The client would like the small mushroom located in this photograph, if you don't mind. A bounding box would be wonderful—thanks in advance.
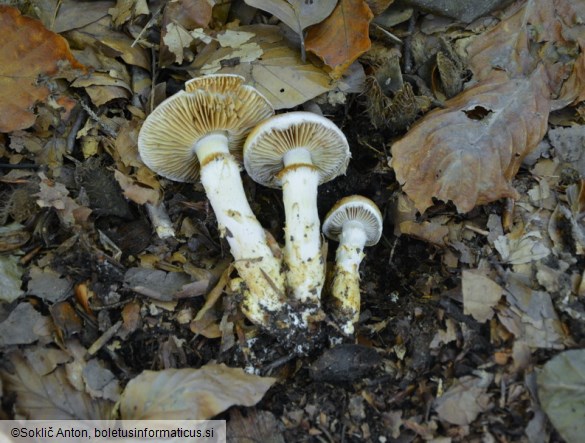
[322,195,383,335]
[244,112,351,327]
[138,74,285,328]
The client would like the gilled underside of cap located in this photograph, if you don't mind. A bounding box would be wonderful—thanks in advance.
[138,86,274,183]
[185,73,246,94]
[323,198,383,246]
[244,120,350,188]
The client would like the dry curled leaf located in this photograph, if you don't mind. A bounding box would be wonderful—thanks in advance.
[244,0,337,50]
[306,0,374,79]
[1,352,113,420]
[120,364,276,420]
[467,0,584,106]
[0,5,84,132]
[191,25,334,109]
[391,67,550,214]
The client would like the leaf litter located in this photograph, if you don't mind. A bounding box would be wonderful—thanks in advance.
[0,0,584,441]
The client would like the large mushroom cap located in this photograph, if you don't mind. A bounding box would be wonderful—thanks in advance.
[243,111,351,188]
[322,195,383,246]
[138,75,274,183]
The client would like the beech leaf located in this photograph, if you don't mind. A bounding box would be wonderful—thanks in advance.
[244,0,337,38]
[305,0,374,79]
[391,67,550,214]
[1,352,113,420]
[467,0,584,105]
[120,364,276,420]
[0,5,84,132]
[191,25,334,109]
[537,350,585,443]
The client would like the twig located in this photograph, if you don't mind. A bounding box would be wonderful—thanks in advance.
[66,108,87,153]
[87,320,123,356]
[131,3,165,48]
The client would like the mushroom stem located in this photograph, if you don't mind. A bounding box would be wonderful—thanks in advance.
[330,221,368,335]
[281,164,324,324]
[196,134,285,326]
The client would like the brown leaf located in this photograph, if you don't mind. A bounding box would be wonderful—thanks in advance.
[120,364,276,420]
[391,67,550,213]
[467,0,584,104]
[0,5,84,132]
[244,0,337,38]
[160,0,213,65]
[305,0,374,79]
[1,351,113,419]
[434,374,493,426]
[191,25,334,109]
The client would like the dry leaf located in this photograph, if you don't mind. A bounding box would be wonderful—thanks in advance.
[34,0,113,33]
[305,0,374,79]
[0,303,52,346]
[462,270,503,322]
[244,0,337,51]
[1,352,113,419]
[467,0,584,105]
[391,67,550,213]
[494,231,551,265]
[537,350,585,443]
[434,374,493,426]
[0,254,24,303]
[120,364,276,420]
[0,5,84,132]
[160,0,213,65]
[191,25,334,109]
[114,170,160,205]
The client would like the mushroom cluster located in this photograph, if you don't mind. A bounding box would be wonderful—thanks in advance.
[138,74,382,348]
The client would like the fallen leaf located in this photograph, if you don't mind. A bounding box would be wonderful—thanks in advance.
[498,274,566,349]
[493,231,551,265]
[114,170,160,205]
[467,0,584,105]
[0,303,52,347]
[548,125,585,177]
[391,67,550,213]
[162,22,196,65]
[429,318,458,349]
[305,0,374,79]
[120,364,276,420]
[82,359,120,402]
[434,373,493,426]
[123,267,193,301]
[244,0,337,52]
[191,24,334,109]
[462,270,503,322]
[1,352,113,420]
[64,16,150,70]
[0,254,24,303]
[34,0,113,33]
[537,349,585,443]
[0,5,84,132]
[26,266,73,303]
[160,0,213,65]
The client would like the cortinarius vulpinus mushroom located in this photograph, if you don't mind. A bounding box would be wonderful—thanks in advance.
[138,74,285,328]
[322,195,383,335]
[244,112,351,327]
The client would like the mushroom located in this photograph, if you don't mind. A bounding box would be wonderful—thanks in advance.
[138,74,286,328]
[244,112,351,327]
[322,195,383,335]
